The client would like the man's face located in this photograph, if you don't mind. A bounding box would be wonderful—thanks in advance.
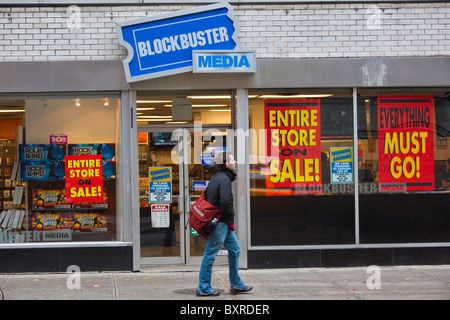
[226,154,237,172]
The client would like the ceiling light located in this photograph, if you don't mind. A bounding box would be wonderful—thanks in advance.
[136,107,156,111]
[137,100,171,103]
[193,104,228,107]
[208,109,231,112]
[188,95,259,99]
[259,94,333,98]
[188,95,231,99]
[0,109,25,113]
[164,104,228,108]
[137,116,172,119]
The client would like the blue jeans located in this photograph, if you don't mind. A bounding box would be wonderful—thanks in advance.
[198,222,246,295]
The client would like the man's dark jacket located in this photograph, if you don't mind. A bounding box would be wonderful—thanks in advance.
[205,168,236,225]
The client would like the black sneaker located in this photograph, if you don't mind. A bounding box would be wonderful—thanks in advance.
[196,289,221,297]
[230,286,253,294]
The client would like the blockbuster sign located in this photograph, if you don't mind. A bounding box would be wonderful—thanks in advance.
[116,2,242,82]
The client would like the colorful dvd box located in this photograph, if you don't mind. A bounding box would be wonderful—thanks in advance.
[33,189,69,209]
[32,213,69,231]
[69,213,107,232]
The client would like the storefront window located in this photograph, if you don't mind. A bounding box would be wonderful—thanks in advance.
[0,94,121,244]
[358,89,450,243]
[249,90,355,246]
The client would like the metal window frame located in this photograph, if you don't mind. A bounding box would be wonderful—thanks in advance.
[247,87,450,252]
[0,91,134,252]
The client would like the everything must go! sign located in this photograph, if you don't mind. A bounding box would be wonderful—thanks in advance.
[377,96,435,192]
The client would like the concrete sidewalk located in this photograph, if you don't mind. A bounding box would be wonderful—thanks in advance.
[0,265,449,300]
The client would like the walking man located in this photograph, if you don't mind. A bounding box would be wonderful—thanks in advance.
[197,152,252,297]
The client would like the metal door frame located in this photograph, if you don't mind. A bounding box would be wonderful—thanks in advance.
[183,125,232,265]
[137,124,232,266]
[138,126,185,266]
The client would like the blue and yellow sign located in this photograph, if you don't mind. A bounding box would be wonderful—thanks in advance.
[330,147,353,184]
[149,167,172,203]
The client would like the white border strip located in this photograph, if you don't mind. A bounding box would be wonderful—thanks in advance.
[0,241,132,249]
[249,242,450,250]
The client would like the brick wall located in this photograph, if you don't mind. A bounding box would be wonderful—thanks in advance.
[0,2,449,62]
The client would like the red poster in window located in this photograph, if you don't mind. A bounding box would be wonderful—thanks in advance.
[377,96,435,191]
[264,99,322,194]
[65,154,104,203]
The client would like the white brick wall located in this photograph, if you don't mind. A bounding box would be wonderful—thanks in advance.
[0,2,449,62]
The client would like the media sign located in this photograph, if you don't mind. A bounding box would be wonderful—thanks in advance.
[116,3,240,82]
[192,50,256,73]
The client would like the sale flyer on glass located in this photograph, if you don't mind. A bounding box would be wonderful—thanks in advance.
[65,154,104,203]
[264,99,322,194]
[377,96,435,192]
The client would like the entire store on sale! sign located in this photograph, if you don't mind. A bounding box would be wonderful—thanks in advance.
[65,154,104,203]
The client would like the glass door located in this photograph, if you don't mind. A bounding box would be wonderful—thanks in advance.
[138,129,184,264]
[185,127,230,265]
[138,126,231,265]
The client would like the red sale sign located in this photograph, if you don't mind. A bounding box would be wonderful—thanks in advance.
[377,96,435,191]
[265,99,322,194]
[65,154,104,203]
